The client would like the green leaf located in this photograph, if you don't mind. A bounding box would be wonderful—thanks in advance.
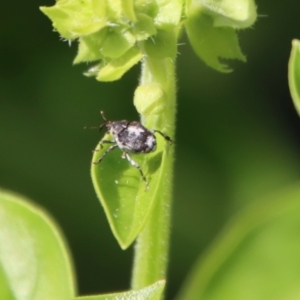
[96,47,142,82]
[176,184,300,300]
[91,0,107,18]
[288,39,300,116]
[104,0,138,22]
[0,189,75,300]
[185,13,246,72]
[0,264,14,300]
[121,0,137,21]
[154,0,183,28]
[91,132,172,249]
[101,29,136,59]
[72,280,165,300]
[143,29,177,59]
[105,0,121,19]
[74,27,136,64]
[134,0,159,19]
[40,0,107,40]
[133,13,157,41]
[74,29,108,64]
[186,0,257,28]
[83,63,105,78]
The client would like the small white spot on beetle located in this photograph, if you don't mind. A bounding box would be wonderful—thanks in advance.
[127,126,145,136]
[146,135,156,149]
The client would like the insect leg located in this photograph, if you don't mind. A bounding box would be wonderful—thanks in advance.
[93,144,118,164]
[93,140,115,152]
[153,130,174,144]
[123,152,149,189]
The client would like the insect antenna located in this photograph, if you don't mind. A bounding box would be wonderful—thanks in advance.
[84,125,98,130]
[84,110,109,132]
[98,110,109,132]
[100,110,107,121]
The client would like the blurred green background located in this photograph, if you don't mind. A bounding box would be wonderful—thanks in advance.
[1,1,300,299]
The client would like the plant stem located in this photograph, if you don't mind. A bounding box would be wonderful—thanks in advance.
[131,56,176,290]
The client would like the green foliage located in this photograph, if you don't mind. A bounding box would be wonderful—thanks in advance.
[91,133,172,249]
[186,0,257,28]
[7,1,300,299]
[73,280,165,300]
[40,0,182,82]
[0,189,166,299]
[0,189,75,300]
[185,14,246,72]
[176,184,300,300]
[40,0,107,39]
[0,0,263,299]
[185,0,256,71]
[288,39,300,116]
[40,0,256,80]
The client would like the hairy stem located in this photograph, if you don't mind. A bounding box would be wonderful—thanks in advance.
[131,56,176,290]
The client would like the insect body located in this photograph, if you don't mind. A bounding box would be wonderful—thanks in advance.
[88,111,173,189]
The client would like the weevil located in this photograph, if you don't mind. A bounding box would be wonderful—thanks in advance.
[86,111,173,189]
